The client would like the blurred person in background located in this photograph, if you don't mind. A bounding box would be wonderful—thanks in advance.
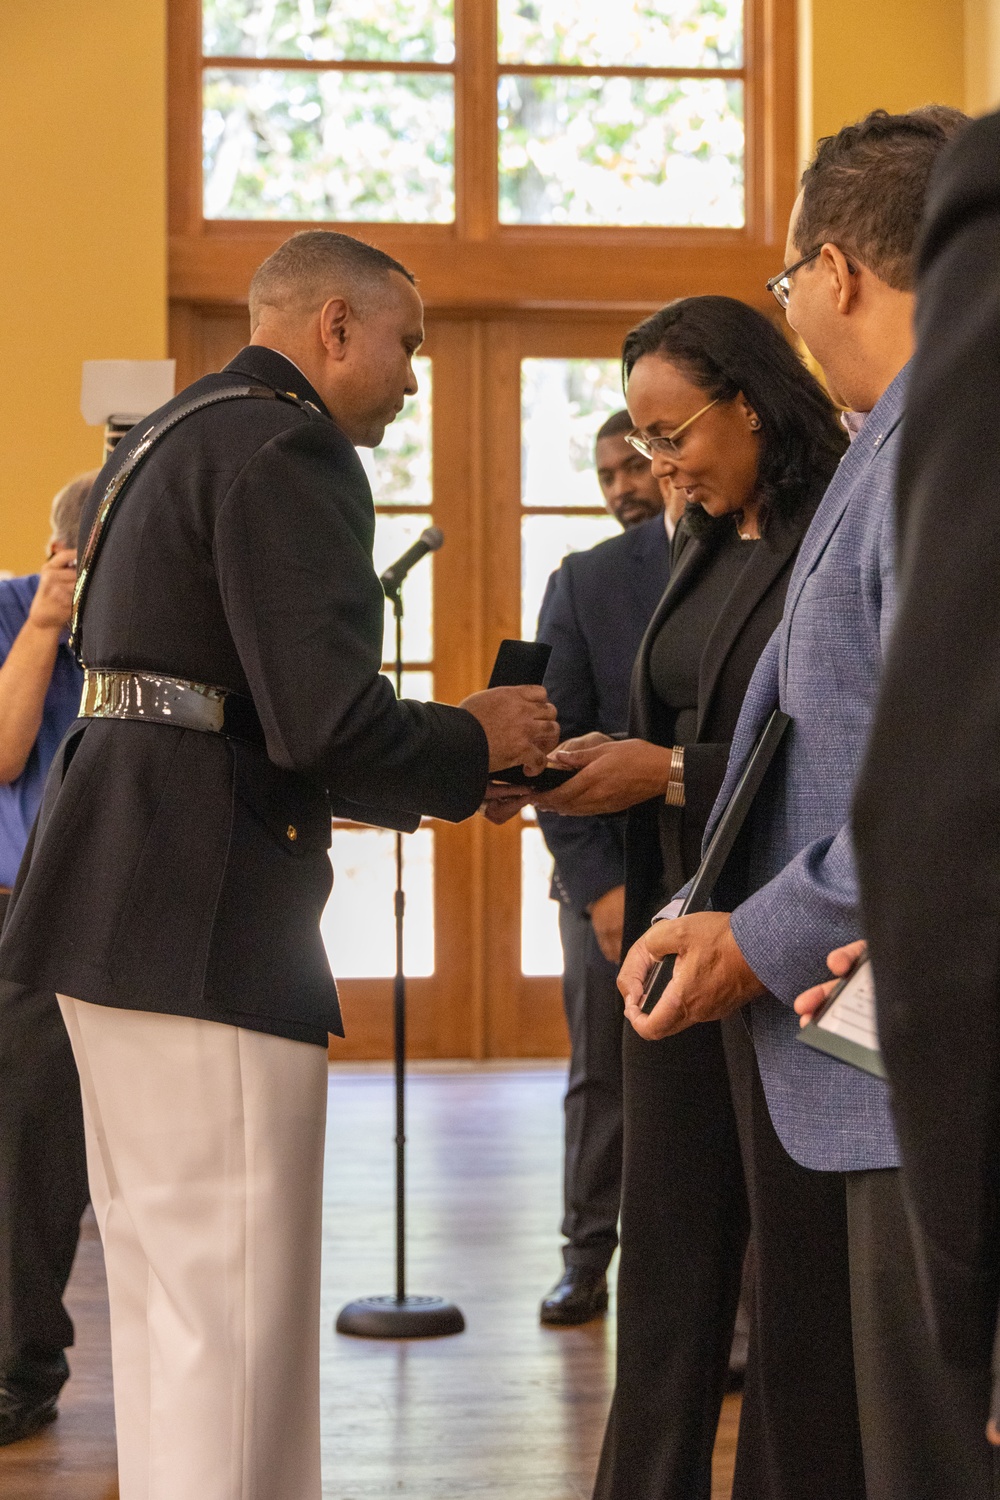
[0,471,94,1444]
[534,412,675,1325]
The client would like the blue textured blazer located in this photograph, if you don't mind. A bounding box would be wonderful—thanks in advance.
[536,515,671,916]
[704,366,910,1172]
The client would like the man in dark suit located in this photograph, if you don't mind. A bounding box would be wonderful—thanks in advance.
[0,231,559,1499]
[851,108,1000,1454]
[534,417,673,1324]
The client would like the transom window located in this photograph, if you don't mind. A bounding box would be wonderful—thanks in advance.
[200,0,745,227]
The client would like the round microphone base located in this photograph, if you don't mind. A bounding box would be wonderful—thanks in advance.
[335,1294,466,1340]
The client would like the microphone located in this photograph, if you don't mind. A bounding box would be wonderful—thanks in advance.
[379,525,444,595]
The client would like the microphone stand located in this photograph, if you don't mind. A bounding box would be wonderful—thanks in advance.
[336,574,465,1340]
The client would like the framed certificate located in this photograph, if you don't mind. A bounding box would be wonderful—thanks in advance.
[799,947,886,1079]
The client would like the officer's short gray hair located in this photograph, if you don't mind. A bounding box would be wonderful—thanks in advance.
[248,230,416,331]
[50,471,99,552]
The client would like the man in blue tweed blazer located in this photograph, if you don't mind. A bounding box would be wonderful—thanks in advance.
[620,111,995,1500]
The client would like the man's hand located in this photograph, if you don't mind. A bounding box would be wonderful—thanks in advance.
[480,782,532,825]
[588,884,625,963]
[460,685,559,776]
[533,738,672,817]
[0,548,78,784]
[619,911,766,1040]
[793,940,867,1028]
[28,549,77,633]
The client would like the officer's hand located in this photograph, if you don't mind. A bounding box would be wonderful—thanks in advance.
[28,549,77,632]
[461,685,560,776]
[480,782,532,825]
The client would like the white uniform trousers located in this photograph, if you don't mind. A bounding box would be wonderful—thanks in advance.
[57,996,328,1500]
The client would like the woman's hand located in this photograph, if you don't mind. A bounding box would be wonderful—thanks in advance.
[793,940,867,1028]
[619,912,764,1041]
[557,732,613,754]
[532,738,673,817]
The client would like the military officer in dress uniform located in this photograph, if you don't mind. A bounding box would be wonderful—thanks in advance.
[0,230,559,1500]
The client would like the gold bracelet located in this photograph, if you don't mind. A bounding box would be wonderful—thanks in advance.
[664,745,685,807]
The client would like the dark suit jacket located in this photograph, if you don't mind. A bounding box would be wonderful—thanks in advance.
[0,347,488,1046]
[623,499,821,951]
[854,110,1000,1367]
[535,515,670,916]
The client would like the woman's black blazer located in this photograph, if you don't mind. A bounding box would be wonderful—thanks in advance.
[622,493,821,951]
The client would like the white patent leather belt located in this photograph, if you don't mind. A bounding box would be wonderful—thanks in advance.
[80,669,265,746]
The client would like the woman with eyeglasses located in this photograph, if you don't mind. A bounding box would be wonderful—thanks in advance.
[528,296,849,1500]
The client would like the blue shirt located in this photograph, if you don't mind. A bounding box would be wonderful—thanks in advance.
[0,576,84,886]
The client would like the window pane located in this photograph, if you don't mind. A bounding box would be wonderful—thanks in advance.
[204,70,454,221]
[373,513,434,662]
[322,827,434,977]
[521,825,563,976]
[499,76,744,227]
[498,0,742,69]
[204,0,455,64]
[359,357,432,507]
[521,358,626,509]
[381,670,434,701]
[522,513,621,639]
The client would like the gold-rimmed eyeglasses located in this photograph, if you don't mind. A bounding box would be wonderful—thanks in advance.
[625,398,720,460]
[766,246,822,308]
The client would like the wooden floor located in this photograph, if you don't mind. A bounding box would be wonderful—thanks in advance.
[0,1065,739,1499]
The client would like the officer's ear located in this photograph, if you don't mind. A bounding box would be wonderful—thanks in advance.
[318,297,351,361]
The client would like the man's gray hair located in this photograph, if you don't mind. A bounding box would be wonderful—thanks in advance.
[50,471,99,551]
[248,230,416,331]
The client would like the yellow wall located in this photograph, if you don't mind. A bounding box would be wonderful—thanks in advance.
[0,0,993,580]
[965,0,1000,111]
[800,0,968,169]
[0,2,167,577]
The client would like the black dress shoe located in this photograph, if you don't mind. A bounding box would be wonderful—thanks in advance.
[540,1267,609,1326]
[0,1382,60,1446]
[0,1350,68,1446]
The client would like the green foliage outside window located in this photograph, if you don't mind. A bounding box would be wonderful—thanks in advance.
[203,0,455,63]
[204,70,454,221]
[201,0,745,226]
[499,75,744,227]
[498,0,742,68]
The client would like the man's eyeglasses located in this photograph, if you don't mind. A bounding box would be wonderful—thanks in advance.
[625,398,719,460]
[766,246,821,308]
